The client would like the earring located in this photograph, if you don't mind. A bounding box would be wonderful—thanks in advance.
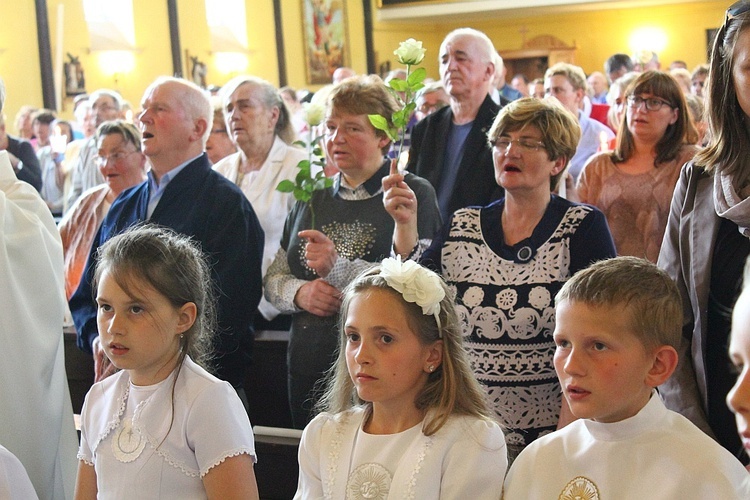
[428,365,435,372]
[180,334,184,340]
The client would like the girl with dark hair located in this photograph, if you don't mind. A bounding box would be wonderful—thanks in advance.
[75,225,259,499]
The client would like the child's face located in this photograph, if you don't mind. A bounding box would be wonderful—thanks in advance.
[553,300,656,423]
[344,288,441,414]
[728,289,750,452]
[96,269,195,386]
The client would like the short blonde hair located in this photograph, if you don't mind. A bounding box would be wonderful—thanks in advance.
[487,97,581,190]
[556,256,682,350]
[545,62,588,92]
[328,75,398,155]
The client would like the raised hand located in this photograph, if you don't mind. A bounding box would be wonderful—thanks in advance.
[383,158,418,225]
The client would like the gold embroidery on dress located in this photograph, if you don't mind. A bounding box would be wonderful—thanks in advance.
[347,462,391,500]
[559,476,600,500]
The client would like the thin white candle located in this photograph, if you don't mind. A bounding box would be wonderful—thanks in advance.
[598,131,609,153]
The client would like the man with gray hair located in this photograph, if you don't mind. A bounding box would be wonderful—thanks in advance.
[70,77,264,400]
[407,27,505,223]
[65,88,124,210]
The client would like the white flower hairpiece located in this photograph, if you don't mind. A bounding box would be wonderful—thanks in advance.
[378,256,445,336]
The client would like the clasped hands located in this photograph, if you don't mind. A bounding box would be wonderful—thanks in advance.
[294,229,341,317]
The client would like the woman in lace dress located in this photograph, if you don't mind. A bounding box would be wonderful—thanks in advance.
[385,97,616,460]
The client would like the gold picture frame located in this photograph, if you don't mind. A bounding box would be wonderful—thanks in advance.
[301,0,349,85]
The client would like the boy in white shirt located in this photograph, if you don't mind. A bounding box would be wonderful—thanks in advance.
[503,257,750,499]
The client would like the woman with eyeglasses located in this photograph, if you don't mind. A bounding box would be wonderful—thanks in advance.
[659,1,750,463]
[385,97,615,461]
[577,71,699,263]
[59,120,146,299]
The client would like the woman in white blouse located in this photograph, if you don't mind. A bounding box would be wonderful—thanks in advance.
[213,76,307,331]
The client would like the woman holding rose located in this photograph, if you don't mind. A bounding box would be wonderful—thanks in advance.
[264,75,441,428]
[385,97,616,460]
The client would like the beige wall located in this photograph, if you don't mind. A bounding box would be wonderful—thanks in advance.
[0,0,729,134]
[370,1,727,81]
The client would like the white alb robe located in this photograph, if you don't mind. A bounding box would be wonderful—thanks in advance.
[503,392,750,499]
[0,150,78,499]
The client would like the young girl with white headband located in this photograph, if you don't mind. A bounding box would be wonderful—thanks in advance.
[294,257,507,499]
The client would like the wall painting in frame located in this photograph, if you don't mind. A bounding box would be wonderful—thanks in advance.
[302,0,349,85]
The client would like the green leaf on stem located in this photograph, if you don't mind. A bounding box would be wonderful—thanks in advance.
[388,78,408,92]
[407,67,427,87]
[277,180,295,192]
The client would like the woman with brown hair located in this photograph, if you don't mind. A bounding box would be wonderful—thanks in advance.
[264,75,441,428]
[577,70,698,262]
[658,1,750,462]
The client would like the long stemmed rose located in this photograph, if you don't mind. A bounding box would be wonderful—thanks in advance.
[276,101,333,229]
[369,38,427,161]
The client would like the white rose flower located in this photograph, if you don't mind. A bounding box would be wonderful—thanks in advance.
[379,257,444,317]
[393,38,426,66]
[302,102,326,127]
[408,270,445,316]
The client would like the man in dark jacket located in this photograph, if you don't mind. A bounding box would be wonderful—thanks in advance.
[70,77,264,402]
[407,27,505,222]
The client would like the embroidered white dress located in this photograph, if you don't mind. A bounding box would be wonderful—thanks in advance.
[503,393,750,499]
[78,357,256,499]
[295,408,507,499]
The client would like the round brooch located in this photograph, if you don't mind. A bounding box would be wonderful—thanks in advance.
[516,246,533,263]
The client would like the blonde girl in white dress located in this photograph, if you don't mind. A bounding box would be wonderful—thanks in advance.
[74,225,259,499]
[295,258,507,499]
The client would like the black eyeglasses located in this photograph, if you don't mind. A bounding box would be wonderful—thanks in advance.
[626,95,674,112]
[726,1,750,25]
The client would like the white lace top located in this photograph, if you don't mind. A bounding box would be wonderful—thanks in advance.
[295,408,507,499]
[78,357,256,499]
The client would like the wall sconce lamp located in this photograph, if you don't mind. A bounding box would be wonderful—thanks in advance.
[629,27,668,58]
